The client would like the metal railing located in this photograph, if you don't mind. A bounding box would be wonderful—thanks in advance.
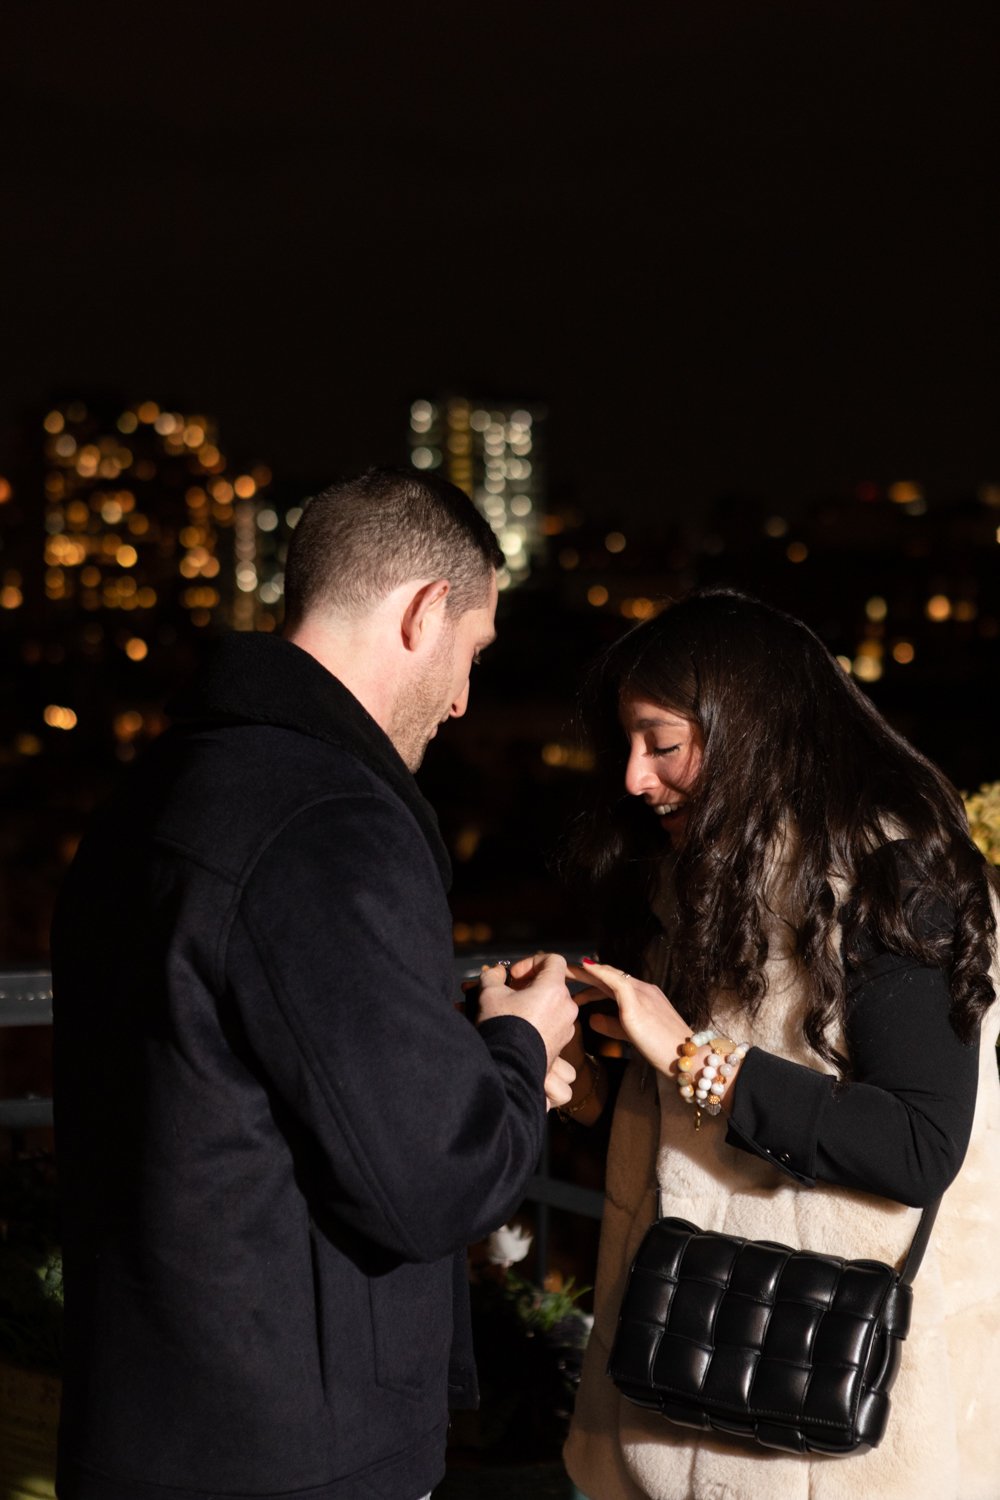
[0,969,54,1130]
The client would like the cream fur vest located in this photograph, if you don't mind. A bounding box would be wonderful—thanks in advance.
[565,931,1000,1500]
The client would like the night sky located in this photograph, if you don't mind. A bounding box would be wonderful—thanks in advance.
[4,1,999,517]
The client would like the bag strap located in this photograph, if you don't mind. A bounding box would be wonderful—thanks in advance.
[898,1197,941,1285]
[648,1055,942,1284]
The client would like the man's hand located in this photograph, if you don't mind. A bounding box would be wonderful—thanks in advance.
[477,952,578,1069]
[543,1055,576,1112]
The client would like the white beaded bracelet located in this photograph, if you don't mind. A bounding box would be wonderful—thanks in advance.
[675,1030,749,1128]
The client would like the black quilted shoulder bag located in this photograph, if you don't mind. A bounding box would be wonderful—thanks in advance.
[608,1202,939,1456]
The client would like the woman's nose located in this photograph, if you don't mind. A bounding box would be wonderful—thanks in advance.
[624,748,658,798]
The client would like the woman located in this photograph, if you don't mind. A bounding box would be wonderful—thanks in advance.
[557,589,1000,1500]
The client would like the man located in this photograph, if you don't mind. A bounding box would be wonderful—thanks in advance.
[51,468,578,1500]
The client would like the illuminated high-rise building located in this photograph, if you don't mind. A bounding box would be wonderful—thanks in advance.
[408,397,545,588]
[39,398,278,634]
[245,488,303,628]
[0,398,286,761]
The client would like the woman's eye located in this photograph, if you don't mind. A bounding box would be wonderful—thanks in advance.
[651,743,680,758]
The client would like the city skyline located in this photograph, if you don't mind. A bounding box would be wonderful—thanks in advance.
[4,387,997,657]
[2,385,997,964]
[3,384,997,774]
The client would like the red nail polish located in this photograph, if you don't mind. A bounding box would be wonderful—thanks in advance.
[581,957,595,966]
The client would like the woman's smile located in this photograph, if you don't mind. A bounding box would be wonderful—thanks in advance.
[619,695,703,845]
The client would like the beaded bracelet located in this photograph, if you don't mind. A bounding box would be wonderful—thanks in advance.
[675,1029,749,1129]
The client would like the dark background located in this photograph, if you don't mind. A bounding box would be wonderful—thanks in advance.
[3,1,999,509]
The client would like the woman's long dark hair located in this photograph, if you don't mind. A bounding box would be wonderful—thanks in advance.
[566,588,998,1068]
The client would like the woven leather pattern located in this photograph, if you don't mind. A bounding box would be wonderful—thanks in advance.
[609,1217,912,1455]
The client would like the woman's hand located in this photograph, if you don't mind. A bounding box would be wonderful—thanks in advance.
[567,961,692,1078]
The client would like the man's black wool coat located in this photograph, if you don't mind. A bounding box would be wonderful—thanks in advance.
[52,633,549,1500]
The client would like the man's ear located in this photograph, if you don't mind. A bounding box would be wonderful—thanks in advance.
[400,579,451,653]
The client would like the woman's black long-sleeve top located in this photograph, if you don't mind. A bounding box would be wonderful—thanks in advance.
[726,891,981,1209]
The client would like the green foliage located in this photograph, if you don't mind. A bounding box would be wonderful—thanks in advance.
[0,1243,63,1373]
[459,1269,592,1462]
[0,1153,63,1374]
[491,1272,590,1335]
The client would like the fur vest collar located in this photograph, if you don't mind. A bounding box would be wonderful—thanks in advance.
[565,908,1000,1500]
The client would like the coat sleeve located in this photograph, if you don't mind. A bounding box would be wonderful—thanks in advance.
[725,886,982,1207]
[223,791,549,1263]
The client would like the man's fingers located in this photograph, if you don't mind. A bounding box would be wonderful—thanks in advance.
[477,954,578,1070]
[510,950,566,983]
[548,1056,576,1086]
[478,962,510,991]
[544,1074,574,1109]
[507,951,543,982]
[495,951,571,990]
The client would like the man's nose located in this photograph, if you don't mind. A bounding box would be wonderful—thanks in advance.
[449,681,470,720]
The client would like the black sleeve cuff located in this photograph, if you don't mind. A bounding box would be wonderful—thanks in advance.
[725,1047,832,1186]
[476,1013,548,1083]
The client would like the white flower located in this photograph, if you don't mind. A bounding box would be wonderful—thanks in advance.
[485,1223,533,1266]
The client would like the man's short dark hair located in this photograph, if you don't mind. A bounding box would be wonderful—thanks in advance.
[283,467,504,627]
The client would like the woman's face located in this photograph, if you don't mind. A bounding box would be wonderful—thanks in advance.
[620,695,703,847]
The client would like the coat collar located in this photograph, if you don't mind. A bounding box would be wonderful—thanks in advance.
[169,632,452,889]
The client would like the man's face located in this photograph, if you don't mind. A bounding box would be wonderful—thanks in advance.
[392,574,498,771]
